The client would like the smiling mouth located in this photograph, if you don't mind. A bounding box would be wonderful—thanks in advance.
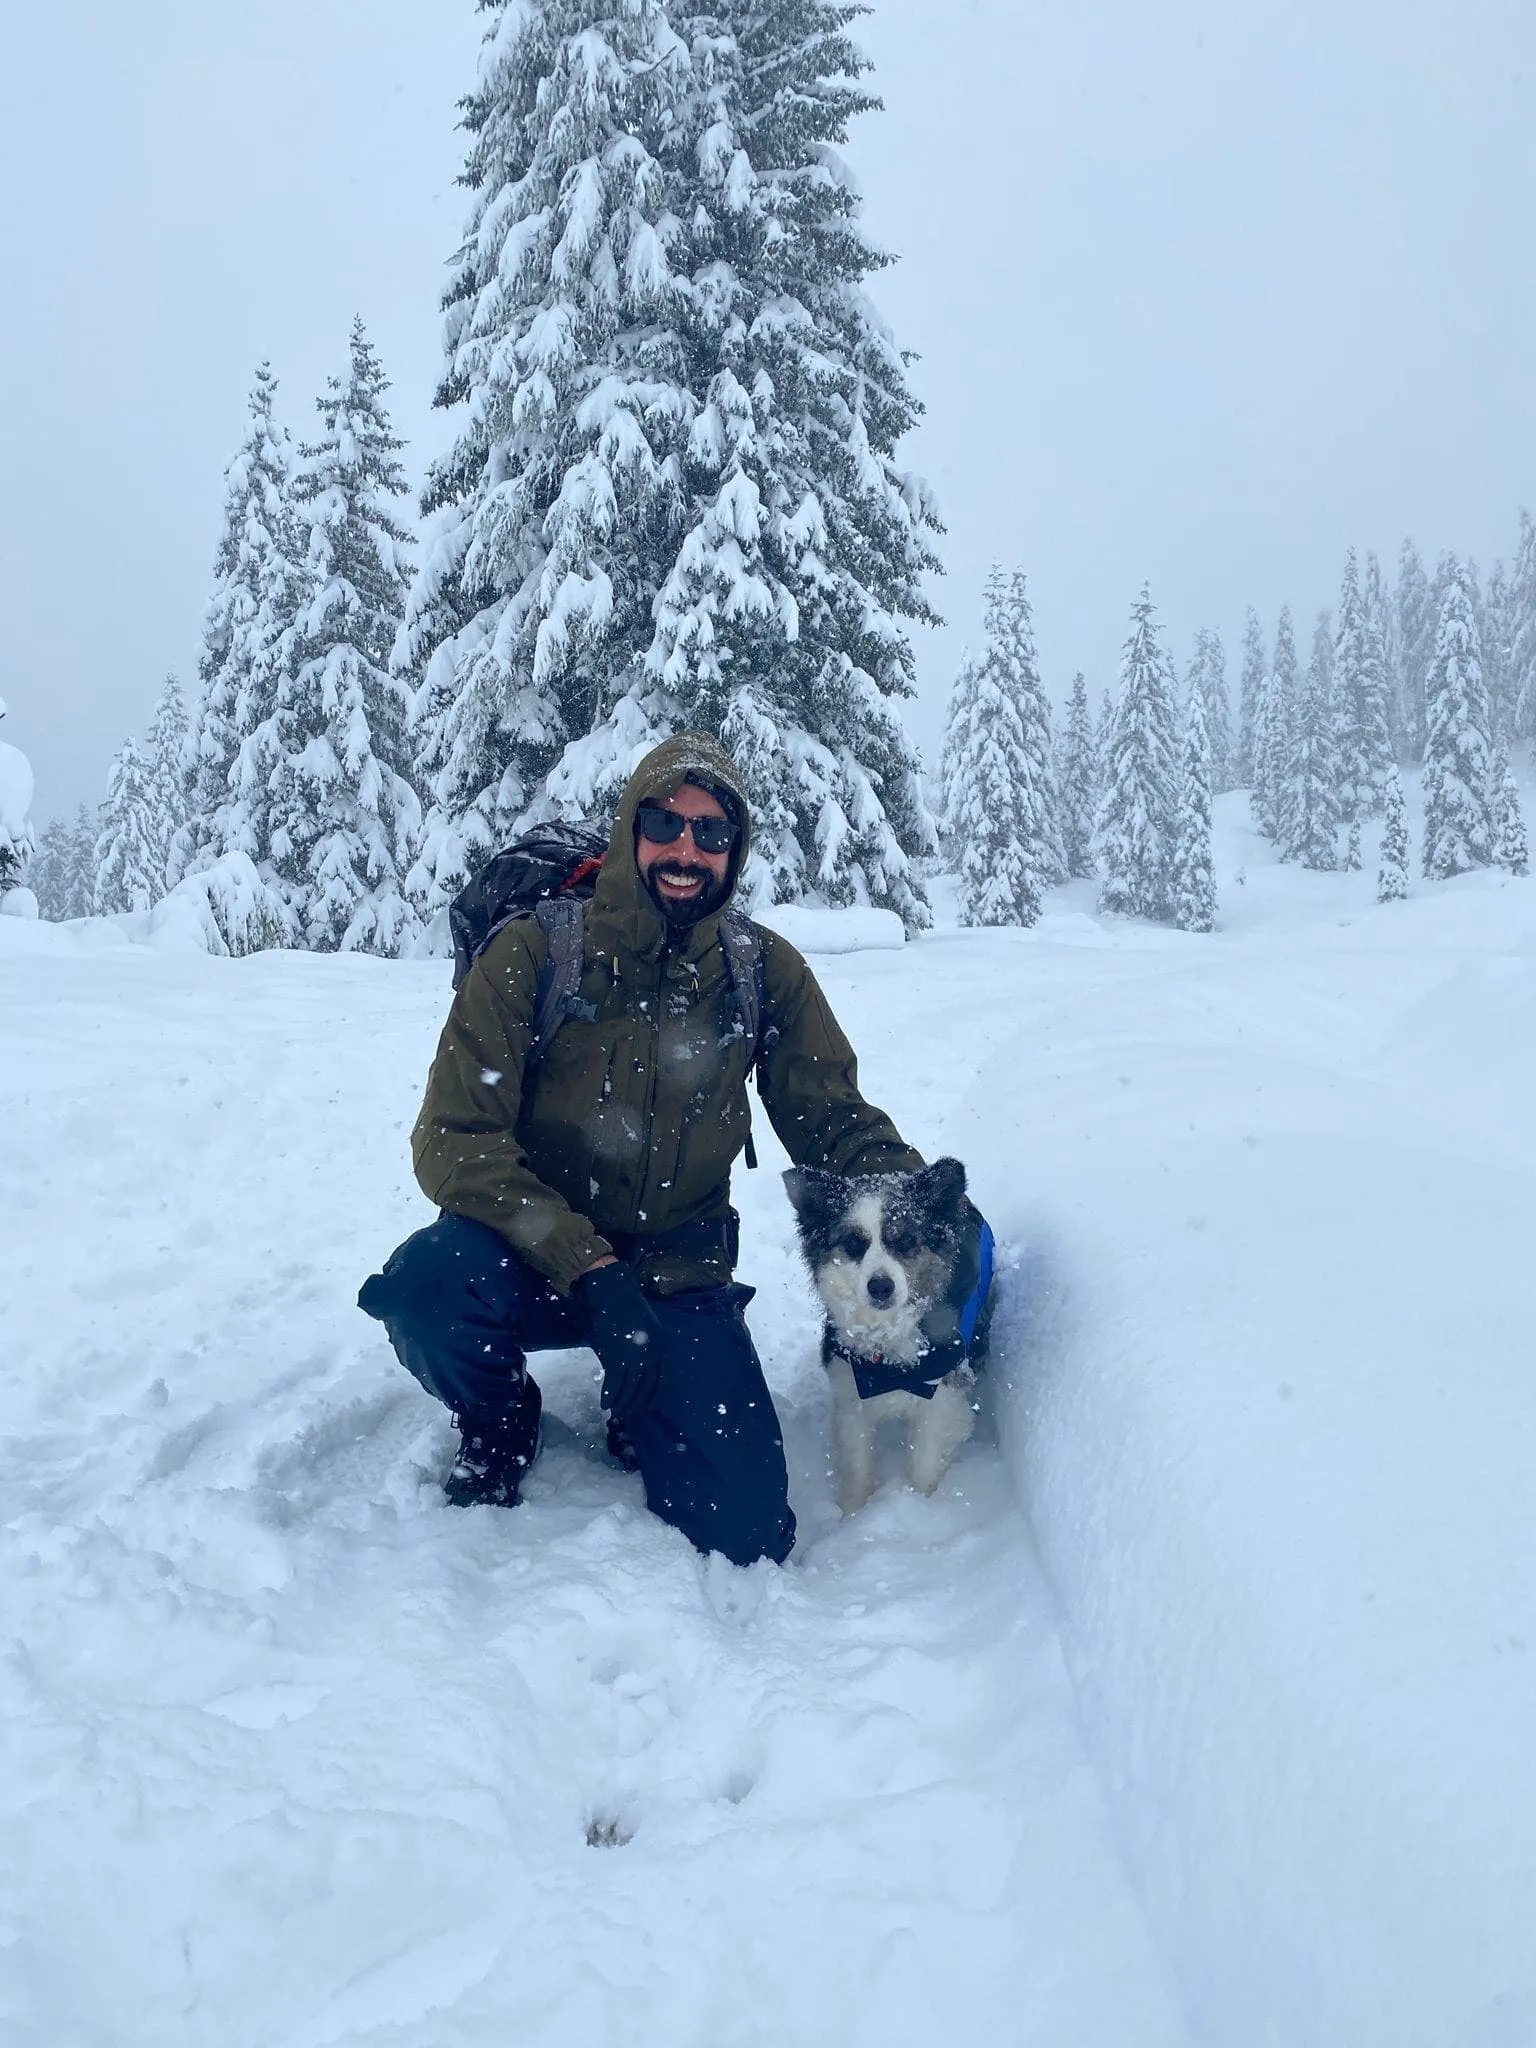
[655,867,709,895]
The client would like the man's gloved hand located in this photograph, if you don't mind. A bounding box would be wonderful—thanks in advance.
[574,1260,664,1422]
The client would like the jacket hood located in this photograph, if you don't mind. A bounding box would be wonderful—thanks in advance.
[590,731,752,959]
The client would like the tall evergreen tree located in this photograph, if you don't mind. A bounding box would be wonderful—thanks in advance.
[1283,612,1340,869]
[68,805,98,917]
[94,740,161,914]
[1479,560,1516,742]
[1422,560,1493,878]
[1333,547,1392,826]
[1377,764,1410,902]
[1186,628,1233,794]
[1509,510,1536,747]
[177,367,303,881]
[1056,669,1098,879]
[942,568,1062,926]
[1236,606,1266,786]
[28,817,73,918]
[1364,550,1400,761]
[1171,684,1216,932]
[1395,538,1434,763]
[1252,605,1297,841]
[270,322,421,954]
[1096,585,1179,921]
[405,0,939,926]
[145,672,190,894]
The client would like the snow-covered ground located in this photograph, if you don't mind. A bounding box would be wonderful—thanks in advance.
[3,796,1534,2047]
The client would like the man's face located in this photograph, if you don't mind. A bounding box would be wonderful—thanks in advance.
[635,781,735,922]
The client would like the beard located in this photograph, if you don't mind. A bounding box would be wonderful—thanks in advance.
[643,860,730,928]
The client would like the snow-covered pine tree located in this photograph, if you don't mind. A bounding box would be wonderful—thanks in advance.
[404,0,939,927]
[1421,559,1493,879]
[0,695,33,896]
[268,322,421,954]
[93,740,161,914]
[1333,547,1392,829]
[1283,612,1340,869]
[176,367,303,882]
[1252,605,1297,841]
[1509,510,1536,747]
[1171,683,1215,932]
[942,567,1062,926]
[1395,538,1434,763]
[27,817,73,918]
[1186,628,1234,795]
[1479,560,1515,743]
[1364,550,1400,761]
[1056,670,1097,878]
[1096,585,1179,921]
[1377,764,1410,902]
[1493,756,1529,876]
[1236,607,1266,786]
[145,672,190,895]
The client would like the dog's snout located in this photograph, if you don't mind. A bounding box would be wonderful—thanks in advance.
[866,1271,896,1307]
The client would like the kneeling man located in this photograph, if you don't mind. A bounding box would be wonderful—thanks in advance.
[361,732,928,1565]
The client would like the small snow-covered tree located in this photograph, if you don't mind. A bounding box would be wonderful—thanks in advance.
[145,672,190,893]
[1334,547,1392,823]
[1422,560,1493,879]
[1377,764,1410,902]
[178,368,306,883]
[1395,538,1434,763]
[94,740,161,914]
[943,568,1063,926]
[269,322,421,954]
[28,817,73,918]
[406,0,938,928]
[1186,627,1234,795]
[1510,510,1536,747]
[1236,607,1266,786]
[1283,613,1340,869]
[1252,605,1297,841]
[1489,739,1528,877]
[1096,585,1179,921]
[1171,684,1216,932]
[1056,669,1097,878]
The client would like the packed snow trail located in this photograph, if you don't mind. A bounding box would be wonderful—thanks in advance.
[0,921,1187,2048]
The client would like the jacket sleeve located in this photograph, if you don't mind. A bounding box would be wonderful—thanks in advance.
[410,925,614,1293]
[755,931,926,1178]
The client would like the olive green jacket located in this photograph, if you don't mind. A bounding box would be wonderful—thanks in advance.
[411,732,924,1294]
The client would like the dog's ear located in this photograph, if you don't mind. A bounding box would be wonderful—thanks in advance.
[782,1166,847,1236]
[911,1156,968,1225]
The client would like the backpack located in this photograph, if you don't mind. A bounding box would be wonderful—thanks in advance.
[448,827,778,1164]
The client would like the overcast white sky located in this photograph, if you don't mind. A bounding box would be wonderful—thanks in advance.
[3,0,1533,819]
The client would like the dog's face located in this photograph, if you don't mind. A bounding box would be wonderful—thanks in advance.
[783,1158,969,1364]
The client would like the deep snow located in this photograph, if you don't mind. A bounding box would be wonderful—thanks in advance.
[3,793,1534,2047]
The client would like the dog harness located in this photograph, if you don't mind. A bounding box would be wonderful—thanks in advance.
[825,1220,996,1402]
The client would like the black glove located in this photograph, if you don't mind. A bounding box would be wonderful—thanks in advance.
[575,1261,664,1422]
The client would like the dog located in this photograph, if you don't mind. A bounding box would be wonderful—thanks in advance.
[784,1157,990,1514]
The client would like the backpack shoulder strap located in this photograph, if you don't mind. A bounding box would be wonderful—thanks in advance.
[528,896,589,1072]
[718,909,779,1073]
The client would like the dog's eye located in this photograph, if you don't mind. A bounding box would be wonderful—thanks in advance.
[839,1231,870,1260]
[884,1227,918,1259]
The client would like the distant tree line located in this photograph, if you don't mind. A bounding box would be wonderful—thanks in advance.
[938,528,1533,934]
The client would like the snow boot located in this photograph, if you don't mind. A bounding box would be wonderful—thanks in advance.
[444,1410,537,1508]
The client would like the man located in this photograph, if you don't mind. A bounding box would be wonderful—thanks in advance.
[360,732,930,1566]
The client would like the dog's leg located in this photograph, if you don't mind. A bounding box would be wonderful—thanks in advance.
[907,1379,976,1496]
[827,1359,878,1515]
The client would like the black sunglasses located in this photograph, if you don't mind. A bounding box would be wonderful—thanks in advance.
[636,804,738,856]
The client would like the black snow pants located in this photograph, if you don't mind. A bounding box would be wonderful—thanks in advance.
[358,1213,795,1566]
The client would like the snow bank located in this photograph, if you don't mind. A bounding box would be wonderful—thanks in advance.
[976,872,1536,2048]
[145,851,298,956]
[754,902,906,953]
[0,884,38,919]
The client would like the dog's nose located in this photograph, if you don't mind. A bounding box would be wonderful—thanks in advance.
[866,1271,896,1307]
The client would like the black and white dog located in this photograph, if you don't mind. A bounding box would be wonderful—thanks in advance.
[784,1157,991,1514]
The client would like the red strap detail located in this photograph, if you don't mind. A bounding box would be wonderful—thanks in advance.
[560,856,604,893]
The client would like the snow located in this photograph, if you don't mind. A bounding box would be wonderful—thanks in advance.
[753,901,906,953]
[3,790,1534,2045]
